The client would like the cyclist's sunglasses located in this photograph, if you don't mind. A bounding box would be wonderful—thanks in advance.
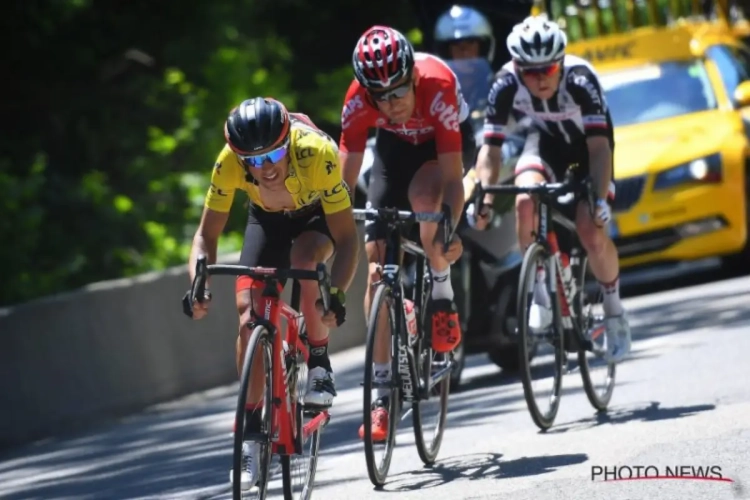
[237,138,290,168]
[517,61,561,77]
[369,80,412,102]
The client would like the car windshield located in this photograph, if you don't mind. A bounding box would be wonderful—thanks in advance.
[599,60,717,127]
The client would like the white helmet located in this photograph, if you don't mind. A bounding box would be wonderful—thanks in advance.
[506,16,567,66]
[433,5,496,62]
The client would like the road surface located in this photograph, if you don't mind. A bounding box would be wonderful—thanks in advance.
[1,275,749,500]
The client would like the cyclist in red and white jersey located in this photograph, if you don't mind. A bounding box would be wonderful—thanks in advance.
[339,25,476,442]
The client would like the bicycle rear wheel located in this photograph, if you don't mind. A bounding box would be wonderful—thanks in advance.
[233,325,274,500]
[281,344,322,500]
[411,325,449,465]
[574,253,616,411]
[517,242,564,431]
[362,283,401,487]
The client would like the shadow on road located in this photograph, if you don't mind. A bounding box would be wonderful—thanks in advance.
[546,400,716,434]
[380,451,588,492]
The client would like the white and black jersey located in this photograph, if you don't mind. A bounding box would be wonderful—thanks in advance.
[483,55,614,149]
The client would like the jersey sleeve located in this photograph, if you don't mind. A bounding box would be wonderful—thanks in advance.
[483,70,518,147]
[313,139,352,215]
[204,145,243,213]
[339,81,372,154]
[428,77,464,154]
[566,66,611,138]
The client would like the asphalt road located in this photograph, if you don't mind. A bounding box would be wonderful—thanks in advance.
[1,274,749,500]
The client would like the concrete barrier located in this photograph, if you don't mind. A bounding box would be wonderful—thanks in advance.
[0,227,369,450]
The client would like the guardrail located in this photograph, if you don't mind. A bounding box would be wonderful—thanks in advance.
[0,227,370,450]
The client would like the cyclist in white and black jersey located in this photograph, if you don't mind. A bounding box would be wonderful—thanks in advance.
[484,55,615,149]
[473,15,631,362]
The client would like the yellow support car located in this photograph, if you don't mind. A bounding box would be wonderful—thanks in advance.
[564,22,750,276]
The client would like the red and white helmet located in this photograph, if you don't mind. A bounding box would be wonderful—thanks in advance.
[352,26,415,90]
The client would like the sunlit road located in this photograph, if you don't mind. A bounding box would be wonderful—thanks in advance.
[1,275,749,500]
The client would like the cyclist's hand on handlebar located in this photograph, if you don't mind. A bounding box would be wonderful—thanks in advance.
[316,287,346,328]
[436,233,463,264]
[594,198,611,225]
[466,202,493,230]
[182,289,212,320]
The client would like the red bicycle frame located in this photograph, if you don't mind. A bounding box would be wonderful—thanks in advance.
[255,284,329,456]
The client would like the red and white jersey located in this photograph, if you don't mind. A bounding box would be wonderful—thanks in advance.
[339,52,470,154]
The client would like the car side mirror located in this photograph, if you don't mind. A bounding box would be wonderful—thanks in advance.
[733,80,750,107]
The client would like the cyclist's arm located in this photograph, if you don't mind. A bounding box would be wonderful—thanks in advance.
[318,144,359,292]
[189,208,230,284]
[188,149,239,283]
[567,66,613,201]
[437,152,466,229]
[339,84,371,203]
[340,151,365,201]
[587,136,613,201]
[475,144,503,204]
[477,70,517,204]
[325,207,359,292]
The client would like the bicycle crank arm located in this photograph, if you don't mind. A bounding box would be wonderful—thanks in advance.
[427,360,454,394]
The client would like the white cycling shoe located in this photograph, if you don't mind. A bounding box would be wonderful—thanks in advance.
[604,314,632,363]
[230,441,260,491]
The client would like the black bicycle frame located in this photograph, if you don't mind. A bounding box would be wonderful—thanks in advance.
[381,222,429,402]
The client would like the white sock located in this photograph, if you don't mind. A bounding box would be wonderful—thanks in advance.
[373,363,390,401]
[600,276,624,316]
[431,267,453,301]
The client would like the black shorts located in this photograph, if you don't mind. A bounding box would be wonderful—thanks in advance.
[236,203,333,292]
[365,118,476,243]
[513,127,615,219]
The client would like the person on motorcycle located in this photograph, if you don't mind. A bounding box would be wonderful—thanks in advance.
[434,5,496,62]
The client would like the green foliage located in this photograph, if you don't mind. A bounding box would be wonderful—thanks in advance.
[0,0,416,306]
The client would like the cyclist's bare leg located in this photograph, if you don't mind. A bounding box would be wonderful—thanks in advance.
[359,238,399,440]
[408,160,462,272]
[514,170,546,250]
[365,240,392,387]
[290,231,337,406]
[408,160,463,353]
[575,200,623,315]
[575,198,630,359]
[290,231,334,345]
[515,169,552,328]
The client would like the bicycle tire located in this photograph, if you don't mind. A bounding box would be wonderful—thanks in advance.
[362,283,401,487]
[517,242,564,431]
[574,254,616,411]
[232,325,274,500]
[411,321,449,465]
[281,348,321,500]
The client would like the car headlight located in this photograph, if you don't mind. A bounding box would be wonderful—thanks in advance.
[653,154,722,191]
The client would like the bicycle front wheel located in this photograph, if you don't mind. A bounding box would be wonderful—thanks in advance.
[233,325,274,500]
[281,346,322,500]
[362,283,401,487]
[574,253,616,411]
[517,242,564,431]
[411,324,449,465]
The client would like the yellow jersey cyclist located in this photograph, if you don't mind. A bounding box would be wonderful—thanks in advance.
[475,17,632,362]
[184,97,359,489]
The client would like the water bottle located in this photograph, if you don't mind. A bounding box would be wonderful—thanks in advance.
[403,299,418,337]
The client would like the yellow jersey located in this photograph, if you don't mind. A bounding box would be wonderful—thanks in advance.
[205,115,351,215]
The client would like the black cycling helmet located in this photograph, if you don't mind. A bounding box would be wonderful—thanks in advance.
[224,97,290,155]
